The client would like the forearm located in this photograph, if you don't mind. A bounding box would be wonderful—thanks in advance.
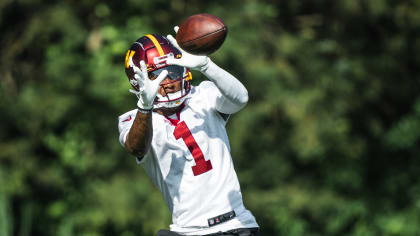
[125,111,153,157]
[201,59,248,114]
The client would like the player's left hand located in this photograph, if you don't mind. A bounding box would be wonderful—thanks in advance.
[166,26,209,72]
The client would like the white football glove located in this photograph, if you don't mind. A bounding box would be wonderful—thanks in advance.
[129,59,168,110]
[166,26,210,71]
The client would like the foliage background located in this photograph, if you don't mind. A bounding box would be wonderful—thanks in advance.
[1,0,420,235]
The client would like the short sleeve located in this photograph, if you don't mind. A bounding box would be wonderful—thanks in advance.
[117,109,137,147]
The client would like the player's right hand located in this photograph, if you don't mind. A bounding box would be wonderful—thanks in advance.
[166,26,210,72]
[130,59,168,110]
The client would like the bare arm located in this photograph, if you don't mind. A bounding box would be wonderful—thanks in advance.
[123,58,167,158]
[125,111,153,157]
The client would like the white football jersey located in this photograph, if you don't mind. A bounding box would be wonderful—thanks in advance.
[118,81,258,235]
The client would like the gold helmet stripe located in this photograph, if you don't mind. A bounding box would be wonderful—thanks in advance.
[125,50,135,69]
[145,34,165,56]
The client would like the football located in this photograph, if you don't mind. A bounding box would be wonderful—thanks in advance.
[176,13,227,55]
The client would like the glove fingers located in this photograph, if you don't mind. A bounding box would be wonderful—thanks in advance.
[154,70,168,86]
[150,70,168,97]
[132,65,141,75]
[166,35,186,67]
[130,58,141,74]
[134,74,144,87]
[167,34,182,51]
[166,57,185,67]
[139,60,148,74]
[129,56,135,68]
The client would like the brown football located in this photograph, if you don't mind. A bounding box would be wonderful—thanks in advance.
[176,13,227,55]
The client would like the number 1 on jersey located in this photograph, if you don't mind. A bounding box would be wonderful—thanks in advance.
[173,121,212,176]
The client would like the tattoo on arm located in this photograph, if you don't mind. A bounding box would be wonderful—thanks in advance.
[125,111,153,157]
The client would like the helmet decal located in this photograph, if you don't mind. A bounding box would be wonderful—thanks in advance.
[125,50,135,69]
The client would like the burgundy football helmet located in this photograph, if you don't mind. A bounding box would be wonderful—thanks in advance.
[124,34,192,109]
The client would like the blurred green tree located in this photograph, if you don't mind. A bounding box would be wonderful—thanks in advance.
[1,0,419,235]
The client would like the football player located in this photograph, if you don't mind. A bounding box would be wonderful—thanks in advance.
[118,27,260,236]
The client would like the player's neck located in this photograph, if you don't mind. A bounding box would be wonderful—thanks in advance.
[155,105,183,117]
